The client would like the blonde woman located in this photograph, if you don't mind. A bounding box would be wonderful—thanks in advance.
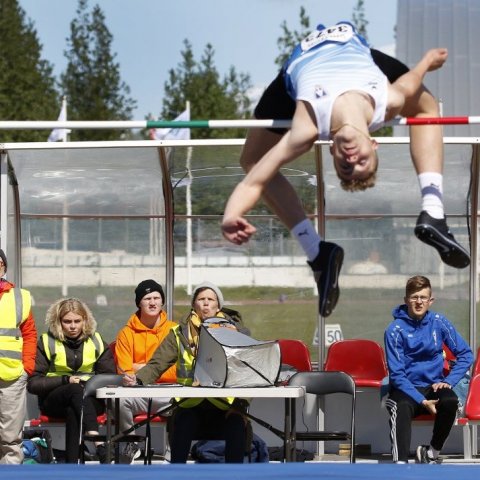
[27,298,116,463]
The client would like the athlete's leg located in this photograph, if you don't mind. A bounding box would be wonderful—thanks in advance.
[371,50,469,268]
[240,128,307,230]
[402,86,470,268]
[247,72,319,241]
[239,127,342,317]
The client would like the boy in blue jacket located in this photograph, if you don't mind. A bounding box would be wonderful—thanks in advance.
[384,275,473,464]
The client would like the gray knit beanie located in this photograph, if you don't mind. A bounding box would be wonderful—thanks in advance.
[191,281,224,310]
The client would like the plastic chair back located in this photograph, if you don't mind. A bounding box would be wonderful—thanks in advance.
[465,373,480,421]
[472,347,480,377]
[278,338,312,372]
[324,339,388,388]
[82,373,124,399]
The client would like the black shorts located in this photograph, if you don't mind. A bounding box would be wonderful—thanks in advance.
[254,48,410,134]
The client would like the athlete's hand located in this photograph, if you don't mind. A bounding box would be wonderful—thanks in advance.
[222,217,257,245]
[123,373,137,386]
[421,398,439,415]
[432,382,451,391]
[425,48,448,71]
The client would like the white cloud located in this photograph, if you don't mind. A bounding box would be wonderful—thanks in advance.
[376,43,396,58]
[247,84,267,108]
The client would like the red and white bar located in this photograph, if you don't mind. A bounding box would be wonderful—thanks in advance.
[0,116,479,130]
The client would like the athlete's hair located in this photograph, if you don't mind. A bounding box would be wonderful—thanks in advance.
[337,151,379,192]
[405,275,432,298]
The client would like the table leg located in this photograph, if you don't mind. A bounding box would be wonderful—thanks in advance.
[291,398,296,461]
[105,398,121,464]
[114,398,120,463]
[105,398,112,463]
[284,398,297,462]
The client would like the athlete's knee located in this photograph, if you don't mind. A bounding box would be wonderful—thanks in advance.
[119,396,134,411]
[438,393,459,413]
[239,129,282,172]
[288,121,317,157]
[403,86,440,117]
[239,151,255,172]
[68,383,84,398]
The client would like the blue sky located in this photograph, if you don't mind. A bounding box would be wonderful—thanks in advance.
[19,0,397,119]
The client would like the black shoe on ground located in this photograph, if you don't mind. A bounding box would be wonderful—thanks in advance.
[414,211,470,269]
[119,442,141,464]
[95,443,112,464]
[415,445,441,464]
[307,241,344,317]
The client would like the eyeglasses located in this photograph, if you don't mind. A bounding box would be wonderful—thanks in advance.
[408,295,431,303]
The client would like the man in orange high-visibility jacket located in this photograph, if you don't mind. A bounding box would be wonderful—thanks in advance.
[115,279,176,463]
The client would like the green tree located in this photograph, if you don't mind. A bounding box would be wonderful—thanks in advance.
[352,0,369,41]
[0,0,59,142]
[160,40,252,139]
[61,0,136,141]
[274,6,311,69]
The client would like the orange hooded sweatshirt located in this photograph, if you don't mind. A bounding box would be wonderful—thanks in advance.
[115,310,176,383]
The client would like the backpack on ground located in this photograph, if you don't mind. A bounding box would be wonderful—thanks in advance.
[22,428,55,463]
[191,433,269,463]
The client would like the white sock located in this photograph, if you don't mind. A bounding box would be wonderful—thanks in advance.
[291,219,321,261]
[428,446,440,459]
[418,172,444,219]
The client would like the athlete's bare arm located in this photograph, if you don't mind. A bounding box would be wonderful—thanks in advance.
[385,48,448,121]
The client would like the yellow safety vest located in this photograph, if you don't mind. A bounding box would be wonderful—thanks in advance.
[0,288,31,381]
[42,332,104,381]
[173,325,234,410]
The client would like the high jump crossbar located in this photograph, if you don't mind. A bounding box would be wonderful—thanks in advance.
[0,116,479,130]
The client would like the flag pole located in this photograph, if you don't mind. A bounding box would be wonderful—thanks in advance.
[61,95,69,297]
[148,105,193,292]
[185,101,193,296]
[47,96,71,142]
[61,96,69,142]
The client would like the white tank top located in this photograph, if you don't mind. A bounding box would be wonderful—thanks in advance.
[284,22,388,140]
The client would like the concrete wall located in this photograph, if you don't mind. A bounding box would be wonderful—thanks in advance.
[22,252,460,291]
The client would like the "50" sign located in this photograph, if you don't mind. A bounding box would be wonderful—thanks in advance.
[312,324,344,346]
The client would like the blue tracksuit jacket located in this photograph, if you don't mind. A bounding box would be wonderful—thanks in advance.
[384,305,473,404]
